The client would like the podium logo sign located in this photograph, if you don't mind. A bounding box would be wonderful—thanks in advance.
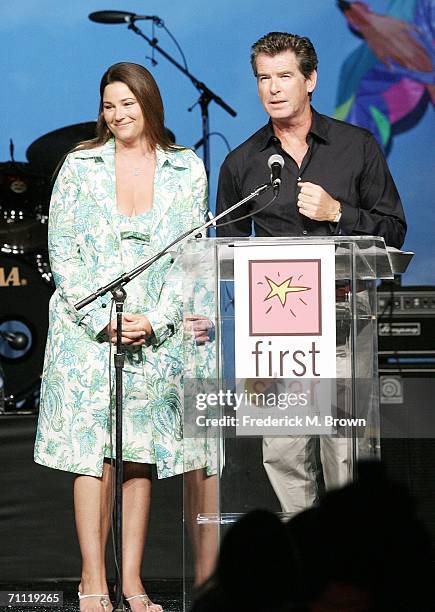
[249,259,321,336]
[233,243,337,434]
[234,243,336,378]
[234,244,336,381]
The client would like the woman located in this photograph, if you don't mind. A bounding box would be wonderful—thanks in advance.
[34,62,209,612]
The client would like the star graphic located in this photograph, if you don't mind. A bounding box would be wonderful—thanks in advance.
[264,276,310,307]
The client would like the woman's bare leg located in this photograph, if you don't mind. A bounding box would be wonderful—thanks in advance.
[121,462,162,612]
[74,462,112,611]
[184,469,218,586]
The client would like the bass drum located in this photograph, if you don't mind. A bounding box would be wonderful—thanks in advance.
[0,253,54,411]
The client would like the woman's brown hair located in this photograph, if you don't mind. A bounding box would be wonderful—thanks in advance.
[74,62,174,152]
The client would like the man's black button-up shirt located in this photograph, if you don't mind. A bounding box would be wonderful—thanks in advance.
[216,108,406,249]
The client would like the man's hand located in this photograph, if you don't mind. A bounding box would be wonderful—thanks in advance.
[105,314,153,346]
[185,314,214,345]
[297,181,341,222]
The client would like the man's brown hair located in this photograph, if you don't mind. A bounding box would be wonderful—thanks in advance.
[251,32,318,79]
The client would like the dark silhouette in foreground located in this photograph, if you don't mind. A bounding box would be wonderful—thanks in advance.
[191,461,434,612]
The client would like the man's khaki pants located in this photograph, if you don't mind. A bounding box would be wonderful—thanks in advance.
[263,436,351,515]
[263,302,374,516]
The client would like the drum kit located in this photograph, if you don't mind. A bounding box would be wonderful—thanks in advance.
[0,122,97,412]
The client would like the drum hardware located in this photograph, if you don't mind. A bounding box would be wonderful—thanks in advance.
[0,162,51,254]
[0,329,29,350]
[1,243,25,256]
[34,252,52,284]
[0,123,96,411]
[0,253,54,413]
[0,124,96,412]
[0,383,40,415]
[0,361,4,412]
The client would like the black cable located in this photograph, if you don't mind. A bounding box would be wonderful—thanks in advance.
[209,132,231,153]
[213,191,278,230]
[161,22,188,71]
[196,131,231,153]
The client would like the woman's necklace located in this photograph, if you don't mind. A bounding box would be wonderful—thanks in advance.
[131,154,155,176]
[116,149,155,177]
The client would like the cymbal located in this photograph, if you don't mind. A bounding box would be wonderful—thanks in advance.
[26,122,97,176]
[26,122,176,176]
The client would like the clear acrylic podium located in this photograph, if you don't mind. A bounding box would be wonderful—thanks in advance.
[180,236,394,605]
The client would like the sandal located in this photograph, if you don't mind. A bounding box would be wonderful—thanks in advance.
[125,593,163,611]
[78,591,111,611]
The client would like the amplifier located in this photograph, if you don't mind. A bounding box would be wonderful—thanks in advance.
[377,285,435,359]
[377,286,435,543]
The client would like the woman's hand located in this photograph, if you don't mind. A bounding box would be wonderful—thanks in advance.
[185,314,214,345]
[105,314,154,346]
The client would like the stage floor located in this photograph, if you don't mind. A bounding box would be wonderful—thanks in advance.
[0,581,185,612]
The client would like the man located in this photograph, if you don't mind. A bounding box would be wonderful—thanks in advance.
[216,32,406,515]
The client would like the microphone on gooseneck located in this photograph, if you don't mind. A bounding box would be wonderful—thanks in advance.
[267,154,285,195]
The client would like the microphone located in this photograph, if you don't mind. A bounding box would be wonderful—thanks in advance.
[268,154,285,195]
[89,11,162,25]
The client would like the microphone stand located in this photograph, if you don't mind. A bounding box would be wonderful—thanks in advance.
[113,288,127,612]
[125,17,237,179]
[74,180,274,610]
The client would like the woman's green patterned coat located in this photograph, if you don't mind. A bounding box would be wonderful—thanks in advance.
[34,139,208,478]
